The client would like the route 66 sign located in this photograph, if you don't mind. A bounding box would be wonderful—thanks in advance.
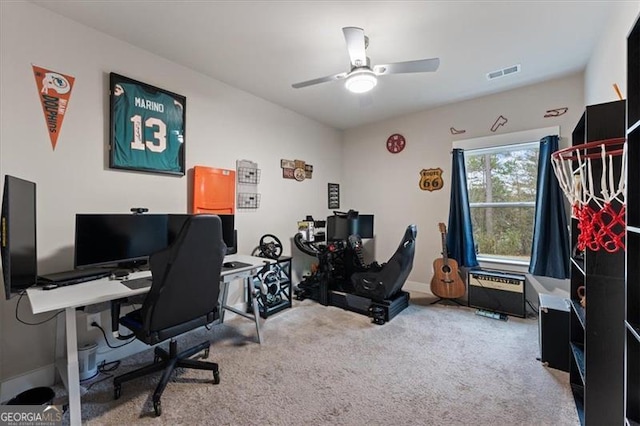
[419,168,444,191]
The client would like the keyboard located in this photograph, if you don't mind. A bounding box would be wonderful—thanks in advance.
[122,276,153,290]
[38,268,112,287]
[222,261,253,270]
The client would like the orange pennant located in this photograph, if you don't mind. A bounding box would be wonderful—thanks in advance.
[32,65,75,150]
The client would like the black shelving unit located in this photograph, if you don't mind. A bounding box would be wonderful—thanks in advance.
[568,100,626,425]
[250,256,292,318]
[626,14,640,426]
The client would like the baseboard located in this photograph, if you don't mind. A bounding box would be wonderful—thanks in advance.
[403,280,430,294]
[404,280,473,304]
[0,363,56,404]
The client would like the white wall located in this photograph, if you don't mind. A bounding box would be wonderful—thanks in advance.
[0,1,342,388]
[585,2,640,104]
[342,73,585,295]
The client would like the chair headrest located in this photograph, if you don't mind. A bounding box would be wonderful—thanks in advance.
[405,224,417,241]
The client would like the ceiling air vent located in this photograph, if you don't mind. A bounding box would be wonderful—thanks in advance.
[486,64,521,80]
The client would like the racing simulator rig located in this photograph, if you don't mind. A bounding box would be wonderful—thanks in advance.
[294,211,416,324]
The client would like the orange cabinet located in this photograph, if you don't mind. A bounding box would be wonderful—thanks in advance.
[192,166,235,214]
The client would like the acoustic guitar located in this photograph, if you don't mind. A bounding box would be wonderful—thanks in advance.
[430,223,465,300]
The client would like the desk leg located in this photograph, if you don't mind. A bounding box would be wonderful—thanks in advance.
[55,312,66,369]
[65,307,82,426]
[219,277,262,344]
[220,281,229,324]
[246,277,263,344]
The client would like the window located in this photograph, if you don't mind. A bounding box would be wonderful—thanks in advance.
[465,142,539,263]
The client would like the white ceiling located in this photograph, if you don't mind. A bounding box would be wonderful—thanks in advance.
[31,1,614,130]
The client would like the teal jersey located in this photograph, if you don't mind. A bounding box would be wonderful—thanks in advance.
[112,83,184,173]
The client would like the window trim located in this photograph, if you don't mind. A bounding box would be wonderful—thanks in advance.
[453,126,560,151]
[470,201,535,208]
[456,127,560,266]
[477,256,531,268]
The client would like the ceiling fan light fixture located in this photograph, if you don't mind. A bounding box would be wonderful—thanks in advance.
[345,70,377,94]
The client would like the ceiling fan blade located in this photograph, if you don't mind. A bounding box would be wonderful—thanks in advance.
[373,58,440,75]
[342,27,367,67]
[291,72,348,89]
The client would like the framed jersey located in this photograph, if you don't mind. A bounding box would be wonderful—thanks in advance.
[109,73,186,176]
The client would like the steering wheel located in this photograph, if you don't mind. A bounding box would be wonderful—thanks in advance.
[253,234,283,259]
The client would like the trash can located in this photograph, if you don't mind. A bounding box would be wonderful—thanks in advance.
[6,387,55,405]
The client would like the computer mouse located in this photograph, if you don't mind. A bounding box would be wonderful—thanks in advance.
[223,261,236,268]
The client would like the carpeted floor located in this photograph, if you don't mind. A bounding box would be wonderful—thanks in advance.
[59,291,578,425]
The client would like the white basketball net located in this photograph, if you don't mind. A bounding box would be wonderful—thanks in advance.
[551,139,627,253]
[551,141,627,212]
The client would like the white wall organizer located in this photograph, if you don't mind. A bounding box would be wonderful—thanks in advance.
[236,160,261,209]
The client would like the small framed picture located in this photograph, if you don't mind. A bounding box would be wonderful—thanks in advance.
[109,73,186,176]
[328,183,340,209]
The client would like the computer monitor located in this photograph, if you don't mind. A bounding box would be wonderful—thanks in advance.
[326,216,349,241]
[74,214,169,269]
[219,214,235,253]
[168,214,235,254]
[355,214,374,239]
[1,176,38,299]
[326,210,374,241]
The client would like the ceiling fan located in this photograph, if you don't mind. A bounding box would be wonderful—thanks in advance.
[292,27,440,94]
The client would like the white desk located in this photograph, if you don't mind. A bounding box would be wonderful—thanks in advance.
[26,254,273,426]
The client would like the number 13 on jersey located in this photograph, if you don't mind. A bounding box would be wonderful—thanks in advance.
[129,115,167,153]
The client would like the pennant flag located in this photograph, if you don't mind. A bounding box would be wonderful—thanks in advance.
[32,65,75,150]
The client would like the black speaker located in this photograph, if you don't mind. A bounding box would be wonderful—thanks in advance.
[538,293,570,372]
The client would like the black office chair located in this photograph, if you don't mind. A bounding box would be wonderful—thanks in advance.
[350,224,417,301]
[113,215,226,416]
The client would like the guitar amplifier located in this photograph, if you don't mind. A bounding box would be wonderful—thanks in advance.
[468,269,526,318]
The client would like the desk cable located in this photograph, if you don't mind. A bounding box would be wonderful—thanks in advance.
[92,321,136,349]
[15,289,64,326]
[81,360,123,390]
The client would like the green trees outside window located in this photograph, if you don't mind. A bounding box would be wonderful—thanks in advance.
[465,143,539,262]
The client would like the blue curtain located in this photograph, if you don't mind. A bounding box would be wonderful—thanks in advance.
[447,149,479,267]
[529,135,570,279]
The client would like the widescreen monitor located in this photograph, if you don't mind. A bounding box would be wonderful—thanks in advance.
[168,214,235,254]
[1,176,38,299]
[74,214,168,269]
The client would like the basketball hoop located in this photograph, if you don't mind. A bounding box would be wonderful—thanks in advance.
[551,138,627,253]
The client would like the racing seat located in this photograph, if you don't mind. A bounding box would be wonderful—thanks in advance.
[350,225,417,301]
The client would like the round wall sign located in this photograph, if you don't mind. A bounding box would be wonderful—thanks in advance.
[293,168,306,181]
[386,134,406,153]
